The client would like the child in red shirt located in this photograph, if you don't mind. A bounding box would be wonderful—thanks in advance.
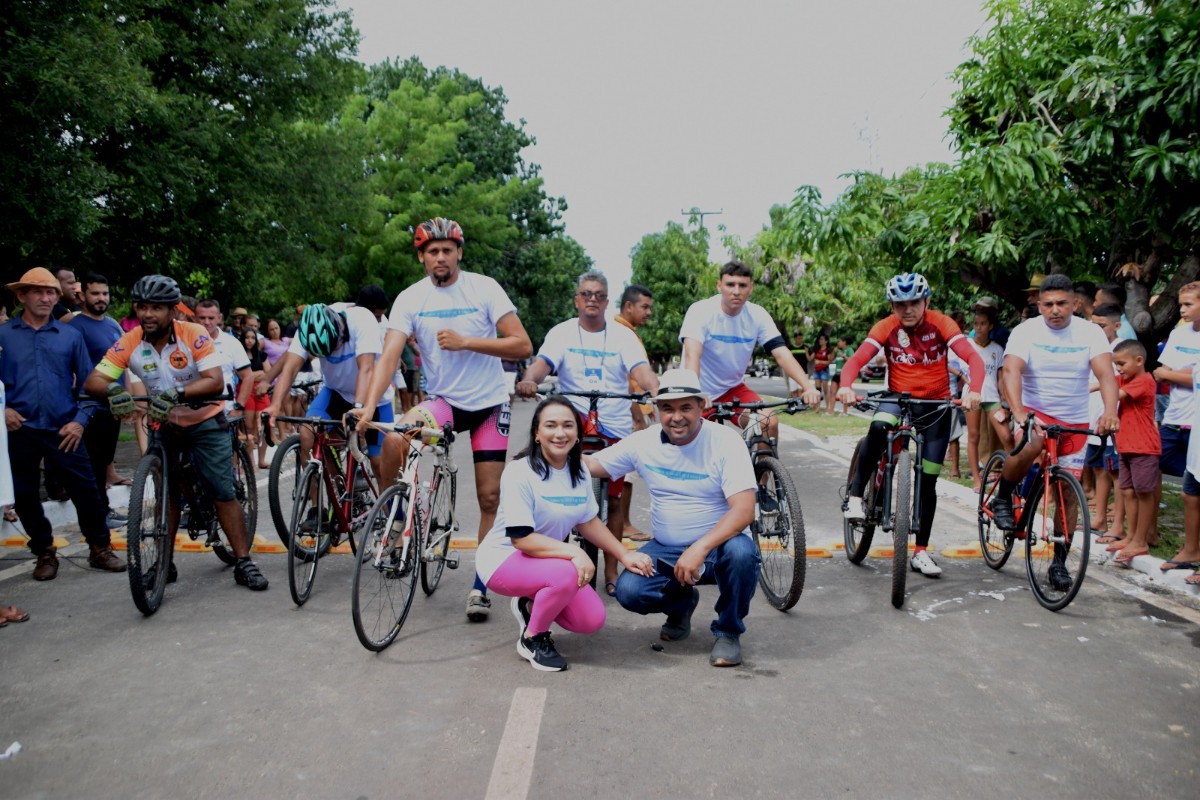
[1108,339,1161,565]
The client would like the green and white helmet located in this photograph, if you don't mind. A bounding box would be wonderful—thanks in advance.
[297,304,344,358]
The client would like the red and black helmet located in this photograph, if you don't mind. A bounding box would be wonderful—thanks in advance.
[412,217,464,251]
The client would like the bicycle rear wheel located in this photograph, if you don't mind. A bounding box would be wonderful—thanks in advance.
[420,469,456,595]
[127,453,172,616]
[352,483,419,651]
[843,436,875,563]
[890,450,912,609]
[978,450,1014,570]
[214,442,257,565]
[752,456,805,610]
[287,462,327,606]
[1025,467,1090,611]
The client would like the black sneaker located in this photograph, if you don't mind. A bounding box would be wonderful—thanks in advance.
[990,495,1017,530]
[660,587,701,642]
[167,561,177,584]
[299,506,323,533]
[517,631,567,672]
[510,596,532,636]
[143,560,177,586]
[234,558,269,591]
[1048,560,1073,592]
[757,486,779,514]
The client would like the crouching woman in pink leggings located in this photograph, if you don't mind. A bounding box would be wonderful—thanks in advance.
[475,395,654,671]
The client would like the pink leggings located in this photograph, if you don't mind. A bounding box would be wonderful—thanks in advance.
[487,552,606,636]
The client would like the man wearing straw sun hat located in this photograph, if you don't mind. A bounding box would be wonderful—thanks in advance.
[0,268,126,581]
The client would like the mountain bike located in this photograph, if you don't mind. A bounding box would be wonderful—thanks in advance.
[977,415,1096,611]
[263,377,322,542]
[709,397,807,611]
[351,421,461,651]
[841,392,957,609]
[121,393,248,615]
[264,415,379,606]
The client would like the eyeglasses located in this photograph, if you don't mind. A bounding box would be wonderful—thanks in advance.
[577,291,608,301]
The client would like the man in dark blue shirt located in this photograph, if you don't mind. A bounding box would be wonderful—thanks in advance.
[0,267,125,580]
[69,273,129,529]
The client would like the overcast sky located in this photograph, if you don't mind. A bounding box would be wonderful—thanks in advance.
[338,1,989,290]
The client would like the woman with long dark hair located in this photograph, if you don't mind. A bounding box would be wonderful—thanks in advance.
[475,396,653,671]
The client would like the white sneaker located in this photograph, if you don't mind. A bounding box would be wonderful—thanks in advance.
[910,550,943,577]
[843,496,865,521]
[466,589,491,622]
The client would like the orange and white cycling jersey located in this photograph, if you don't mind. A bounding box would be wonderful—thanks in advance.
[95,321,224,427]
[865,309,965,400]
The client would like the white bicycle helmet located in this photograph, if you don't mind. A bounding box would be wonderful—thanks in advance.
[885,272,931,302]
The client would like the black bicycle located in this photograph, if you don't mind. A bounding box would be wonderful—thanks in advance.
[708,397,807,611]
[121,393,254,615]
[841,391,956,609]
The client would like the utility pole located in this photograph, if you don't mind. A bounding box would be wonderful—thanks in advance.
[681,207,723,230]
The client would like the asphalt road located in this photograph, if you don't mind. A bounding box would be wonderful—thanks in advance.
[2,379,1198,799]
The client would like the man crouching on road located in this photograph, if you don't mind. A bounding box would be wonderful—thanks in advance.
[585,368,757,667]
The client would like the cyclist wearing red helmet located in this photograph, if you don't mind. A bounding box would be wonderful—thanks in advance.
[354,217,533,623]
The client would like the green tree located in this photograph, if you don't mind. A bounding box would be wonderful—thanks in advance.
[629,222,713,360]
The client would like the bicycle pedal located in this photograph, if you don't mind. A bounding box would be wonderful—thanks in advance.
[445,552,460,569]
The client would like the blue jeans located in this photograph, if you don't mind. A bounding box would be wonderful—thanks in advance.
[614,535,760,638]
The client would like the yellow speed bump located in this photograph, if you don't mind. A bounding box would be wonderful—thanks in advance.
[940,544,983,559]
[451,538,477,550]
[867,544,916,558]
[1,534,70,548]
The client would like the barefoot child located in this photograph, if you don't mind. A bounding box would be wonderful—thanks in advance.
[1090,304,1124,541]
[1108,340,1160,565]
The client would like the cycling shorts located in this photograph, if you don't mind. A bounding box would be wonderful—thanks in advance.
[412,397,510,463]
[1027,408,1087,475]
[309,386,394,458]
[873,400,952,475]
[703,383,762,420]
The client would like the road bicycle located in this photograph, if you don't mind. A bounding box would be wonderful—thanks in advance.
[264,415,379,606]
[708,397,807,611]
[841,392,957,609]
[351,421,461,651]
[977,415,1096,611]
[264,377,322,542]
[120,393,255,615]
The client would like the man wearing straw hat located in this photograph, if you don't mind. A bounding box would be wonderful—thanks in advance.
[0,268,126,580]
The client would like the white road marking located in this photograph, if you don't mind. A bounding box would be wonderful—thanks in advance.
[484,687,548,800]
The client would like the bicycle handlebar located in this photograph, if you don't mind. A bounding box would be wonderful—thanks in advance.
[534,386,651,403]
[1008,415,1106,457]
[707,397,811,419]
[80,392,234,409]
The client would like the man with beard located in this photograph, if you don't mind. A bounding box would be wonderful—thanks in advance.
[69,274,130,528]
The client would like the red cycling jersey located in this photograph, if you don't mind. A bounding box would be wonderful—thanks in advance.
[839,309,984,400]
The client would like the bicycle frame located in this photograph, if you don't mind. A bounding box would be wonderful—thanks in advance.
[368,424,456,572]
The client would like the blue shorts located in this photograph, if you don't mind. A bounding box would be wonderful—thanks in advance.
[813,368,831,381]
[1159,424,1189,477]
[1084,442,1117,472]
[308,386,394,457]
[1184,470,1200,497]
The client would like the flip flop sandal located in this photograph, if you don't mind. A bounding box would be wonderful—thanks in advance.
[0,606,30,624]
[3,509,16,523]
[605,581,617,597]
[1114,550,1148,566]
[1185,571,1200,586]
[1160,559,1200,572]
[1095,534,1122,544]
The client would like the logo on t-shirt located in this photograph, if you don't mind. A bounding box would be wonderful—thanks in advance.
[169,349,189,369]
[645,465,709,481]
[419,308,477,319]
[1033,344,1087,354]
[543,496,587,506]
[710,334,754,344]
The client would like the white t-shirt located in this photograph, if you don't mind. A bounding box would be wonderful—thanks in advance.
[1188,365,1200,479]
[536,319,649,439]
[955,339,1004,403]
[679,295,783,399]
[1157,322,1200,426]
[387,271,516,411]
[1004,316,1111,424]
[593,420,755,547]
[475,457,599,583]
[287,303,384,404]
[212,331,251,412]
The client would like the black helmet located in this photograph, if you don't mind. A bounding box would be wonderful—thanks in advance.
[130,274,182,305]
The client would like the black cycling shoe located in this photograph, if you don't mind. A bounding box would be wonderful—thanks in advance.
[143,560,178,587]
[757,486,779,514]
[990,495,1017,530]
[167,561,178,584]
[234,558,269,591]
[1048,561,1073,592]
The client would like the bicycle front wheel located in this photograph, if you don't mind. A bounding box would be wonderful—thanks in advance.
[268,433,302,545]
[978,450,1014,570]
[420,469,456,595]
[752,456,805,611]
[127,452,172,616]
[843,436,875,563]
[890,450,912,609]
[352,483,419,651]
[214,441,257,565]
[287,462,328,606]
[1025,467,1090,611]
